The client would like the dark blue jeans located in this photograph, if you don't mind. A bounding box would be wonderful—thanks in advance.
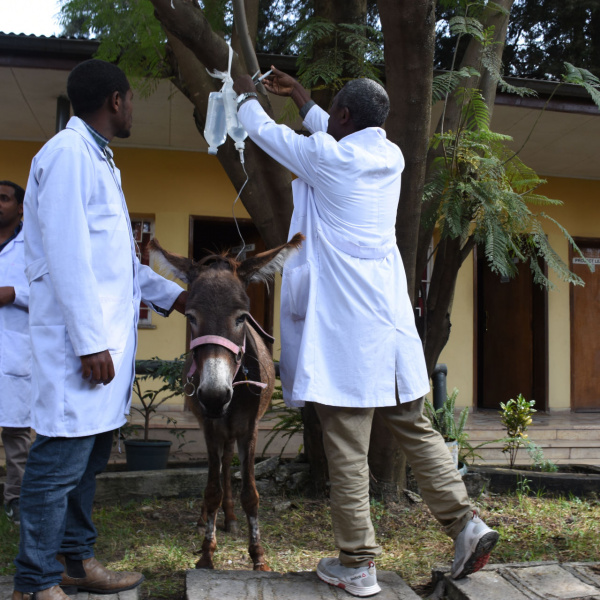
[14,431,114,593]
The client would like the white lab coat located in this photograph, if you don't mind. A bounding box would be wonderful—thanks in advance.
[0,227,31,427]
[23,117,183,437]
[239,101,430,408]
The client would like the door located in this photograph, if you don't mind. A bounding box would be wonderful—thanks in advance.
[476,247,548,410]
[571,239,600,411]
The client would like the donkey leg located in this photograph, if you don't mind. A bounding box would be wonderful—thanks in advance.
[196,444,223,569]
[221,438,239,533]
[238,433,270,571]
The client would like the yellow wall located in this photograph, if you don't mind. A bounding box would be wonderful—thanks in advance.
[0,140,248,363]
[440,175,600,411]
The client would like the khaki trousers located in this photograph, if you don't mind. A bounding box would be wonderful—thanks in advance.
[1,426,31,504]
[314,398,474,567]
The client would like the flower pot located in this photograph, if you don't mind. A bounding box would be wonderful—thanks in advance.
[445,440,459,469]
[123,439,172,471]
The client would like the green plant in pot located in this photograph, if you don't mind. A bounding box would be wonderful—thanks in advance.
[499,394,536,469]
[123,356,185,471]
[424,388,473,472]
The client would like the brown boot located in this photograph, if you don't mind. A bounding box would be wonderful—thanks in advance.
[56,554,144,593]
[12,585,71,599]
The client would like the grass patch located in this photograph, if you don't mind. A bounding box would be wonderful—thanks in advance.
[1,492,599,598]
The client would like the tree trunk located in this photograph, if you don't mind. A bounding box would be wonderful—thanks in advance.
[151,0,294,248]
[368,410,406,501]
[379,0,436,302]
[423,236,475,375]
[301,404,329,495]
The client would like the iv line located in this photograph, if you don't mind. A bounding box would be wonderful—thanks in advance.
[232,160,250,261]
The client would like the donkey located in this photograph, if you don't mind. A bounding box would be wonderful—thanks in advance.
[149,233,303,571]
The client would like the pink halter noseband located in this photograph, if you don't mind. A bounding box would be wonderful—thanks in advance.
[185,314,274,392]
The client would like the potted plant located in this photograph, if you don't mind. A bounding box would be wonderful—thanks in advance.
[424,388,472,474]
[123,356,186,471]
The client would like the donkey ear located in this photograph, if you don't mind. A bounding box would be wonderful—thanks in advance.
[148,238,197,284]
[237,232,305,286]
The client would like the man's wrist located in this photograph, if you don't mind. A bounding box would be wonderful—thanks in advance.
[236,92,259,110]
[299,100,316,120]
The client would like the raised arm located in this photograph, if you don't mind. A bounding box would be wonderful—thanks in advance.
[235,66,329,135]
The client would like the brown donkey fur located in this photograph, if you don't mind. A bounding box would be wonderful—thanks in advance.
[149,233,303,571]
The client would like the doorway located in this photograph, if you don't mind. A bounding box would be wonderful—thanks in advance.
[570,239,600,412]
[475,247,548,411]
[189,216,274,342]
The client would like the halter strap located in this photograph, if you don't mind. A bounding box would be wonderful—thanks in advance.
[187,331,267,389]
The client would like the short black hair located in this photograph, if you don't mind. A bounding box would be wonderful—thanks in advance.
[67,59,130,117]
[0,180,25,204]
[336,79,390,130]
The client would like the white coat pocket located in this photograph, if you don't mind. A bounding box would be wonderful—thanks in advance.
[284,262,311,322]
[0,329,32,378]
[87,205,128,233]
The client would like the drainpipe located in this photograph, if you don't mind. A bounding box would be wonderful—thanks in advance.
[431,363,447,410]
[56,95,70,133]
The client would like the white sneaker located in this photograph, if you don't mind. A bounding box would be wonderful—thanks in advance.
[451,512,499,579]
[317,557,381,597]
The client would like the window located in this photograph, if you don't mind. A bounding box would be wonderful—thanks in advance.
[131,216,155,328]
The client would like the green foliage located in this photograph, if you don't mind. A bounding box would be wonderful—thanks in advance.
[562,62,600,110]
[432,66,480,104]
[59,0,168,96]
[504,0,600,79]
[425,85,586,290]
[293,17,384,94]
[515,474,532,498]
[500,394,536,468]
[261,383,304,458]
[526,442,558,472]
[424,388,469,444]
[424,388,498,465]
[130,355,186,441]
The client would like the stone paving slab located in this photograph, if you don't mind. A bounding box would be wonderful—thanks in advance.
[435,561,600,600]
[185,569,421,600]
[0,577,139,600]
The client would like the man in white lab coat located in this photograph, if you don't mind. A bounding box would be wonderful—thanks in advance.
[0,180,31,528]
[12,60,188,600]
[233,69,499,597]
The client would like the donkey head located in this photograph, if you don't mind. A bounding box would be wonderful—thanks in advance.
[149,233,303,419]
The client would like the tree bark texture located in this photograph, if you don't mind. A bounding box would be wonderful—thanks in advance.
[368,410,407,501]
[378,0,436,304]
[301,404,329,495]
[150,0,293,248]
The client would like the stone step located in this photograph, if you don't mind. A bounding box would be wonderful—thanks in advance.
[433,561,600,600]
[0,577,140,600]
[185,569,421,600]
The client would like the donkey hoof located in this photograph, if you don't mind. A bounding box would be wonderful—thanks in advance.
[224,520,239,534]
[195,557,215,570]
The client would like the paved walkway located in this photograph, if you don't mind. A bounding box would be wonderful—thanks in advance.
[3,562,600,599]
[183,562,600,600]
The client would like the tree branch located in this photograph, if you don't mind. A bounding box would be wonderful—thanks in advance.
[232,0,260,77]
